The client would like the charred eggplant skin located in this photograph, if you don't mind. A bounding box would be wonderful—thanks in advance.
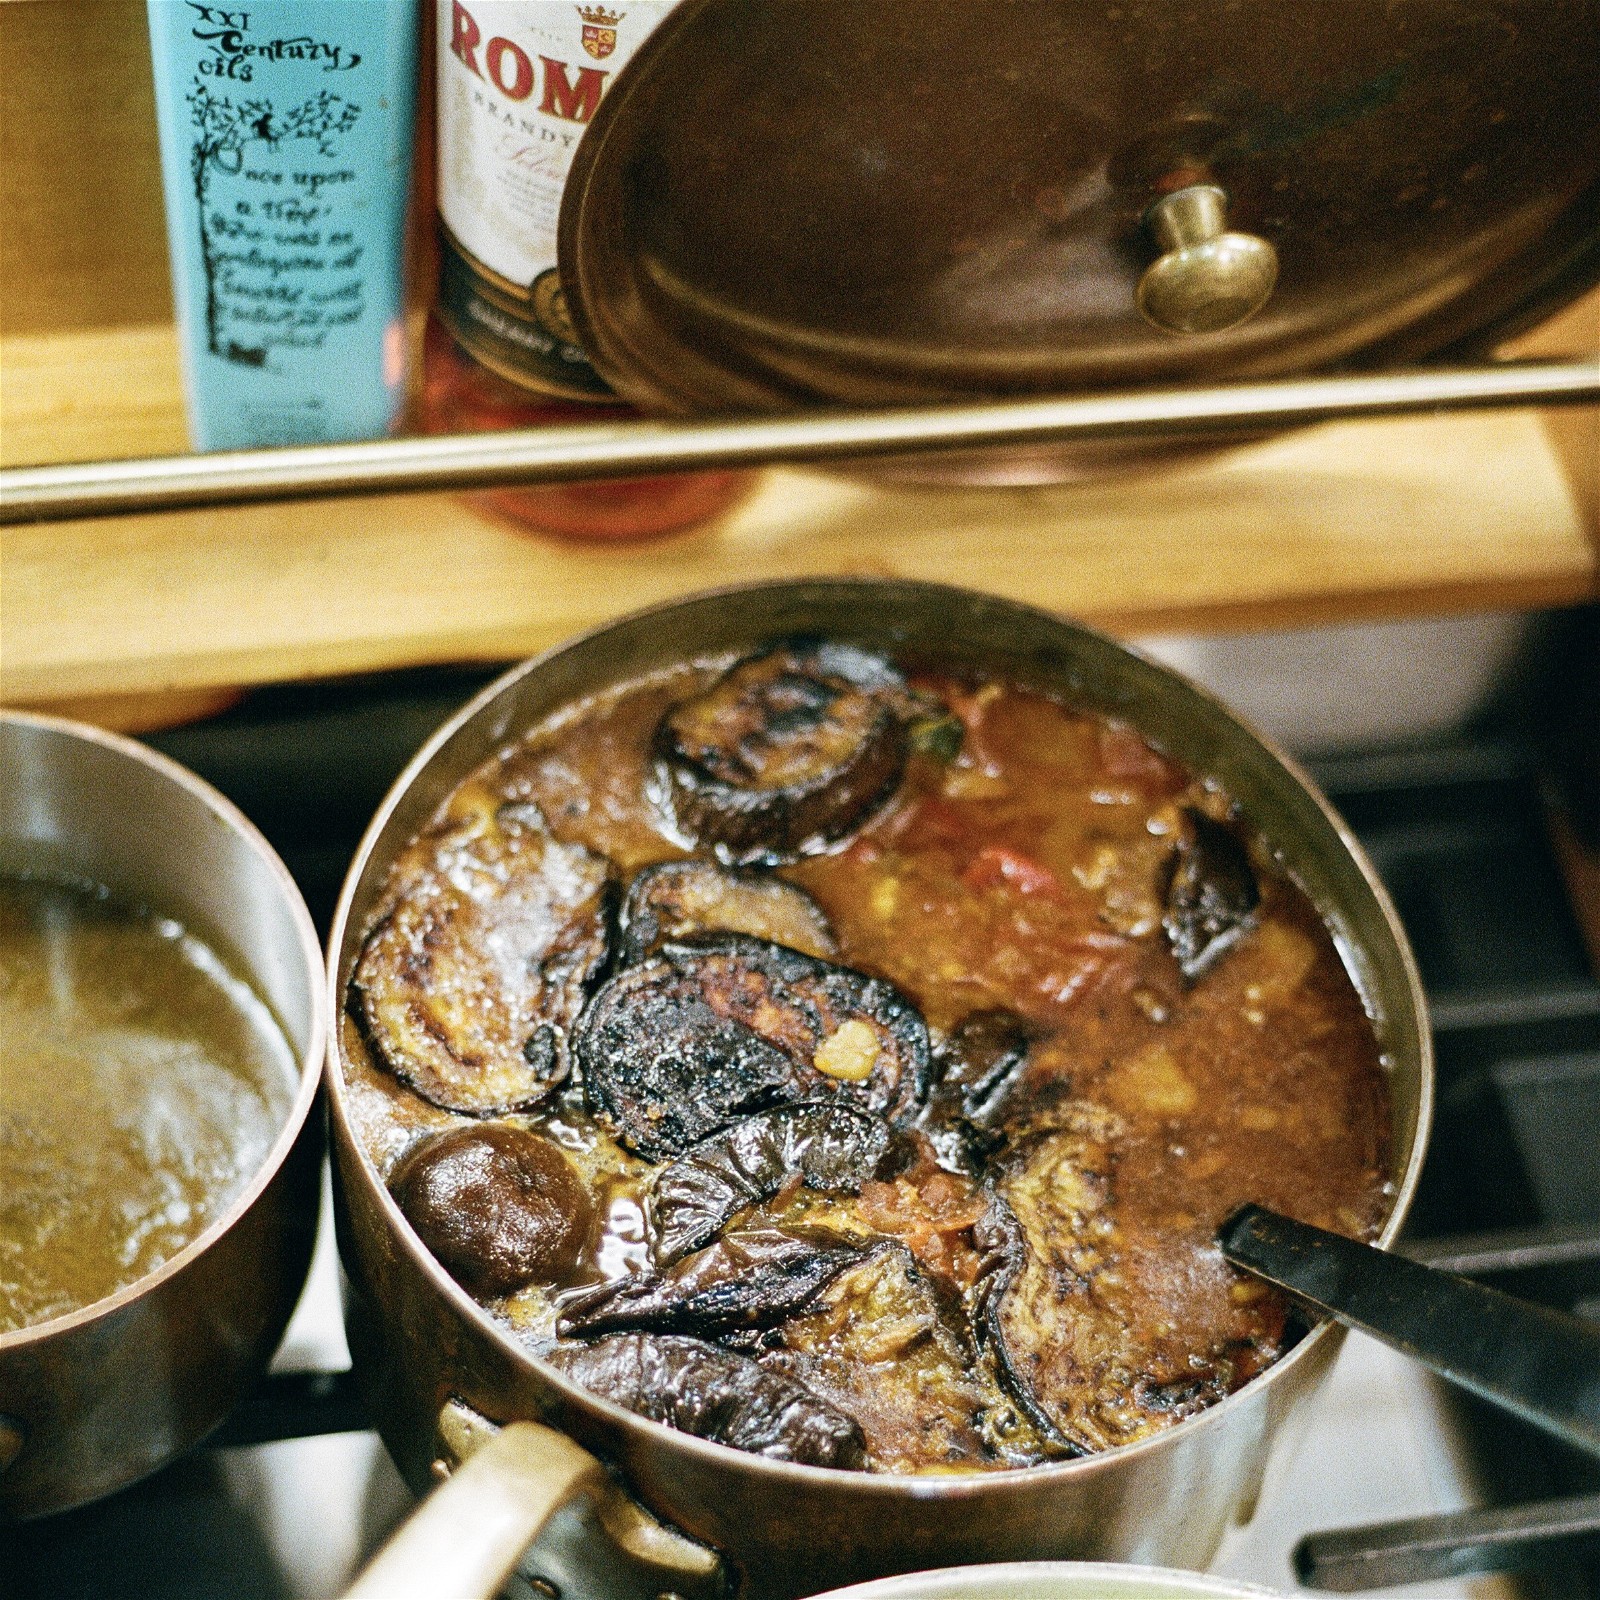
[353,801,614,1116]
[389,1124,593,1298]
[573,946,814,1161]
[1163,808,1261,982]
[655,644,912,863]
[575,933,931,1160]
[547,1333,867,1469]
[929,1009,1034,1136]
[648,1101,891,1264]
[558,1231,859,1341]
[618,859,837,965]
[915,1009,1035,1171]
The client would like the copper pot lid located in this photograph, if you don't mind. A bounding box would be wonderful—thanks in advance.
[558,0,1600,413]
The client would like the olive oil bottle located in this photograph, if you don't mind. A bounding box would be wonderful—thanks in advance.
[147,1,419,448]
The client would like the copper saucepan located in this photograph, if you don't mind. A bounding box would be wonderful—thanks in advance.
[325,579,1432,1600]
[0,712,328,1520]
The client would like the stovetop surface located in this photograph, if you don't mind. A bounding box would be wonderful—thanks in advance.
[6,662,1598,1599]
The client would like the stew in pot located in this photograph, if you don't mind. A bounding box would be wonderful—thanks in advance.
[341,642,1392,1473]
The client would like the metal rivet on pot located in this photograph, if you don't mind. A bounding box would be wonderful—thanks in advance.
[0,1416,25,1474]
[503,1577,561,1600]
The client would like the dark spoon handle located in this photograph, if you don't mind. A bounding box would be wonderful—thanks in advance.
[1219,1204,1600,1459]
[1293,1490,1600,1592]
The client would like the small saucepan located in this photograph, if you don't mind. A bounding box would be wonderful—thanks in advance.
[0,712,327,1519]
[325,579,1432,1599]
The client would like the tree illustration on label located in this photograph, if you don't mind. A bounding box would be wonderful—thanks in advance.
[187,86,362,367]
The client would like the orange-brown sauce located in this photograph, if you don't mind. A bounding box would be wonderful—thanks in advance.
[343,658,1393,1471]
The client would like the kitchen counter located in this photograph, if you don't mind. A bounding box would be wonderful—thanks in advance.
[3,312,1597,726]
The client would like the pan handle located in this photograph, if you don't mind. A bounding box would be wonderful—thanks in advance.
[344,1418,601,1600]
[343,1407,726,1600]
[1220,1205,1600,1458]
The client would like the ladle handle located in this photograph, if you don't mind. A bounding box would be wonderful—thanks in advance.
[1220,1205,1600,1459]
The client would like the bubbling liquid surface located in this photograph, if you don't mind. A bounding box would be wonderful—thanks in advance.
[0,876,296,1333]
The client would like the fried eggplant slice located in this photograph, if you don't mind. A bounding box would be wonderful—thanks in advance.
[558,1228,859,1341]
[970,1197,1076,1453]
[618,859,838,965]
[354,800,614,1115]
[389,1123,593,1297]
[764,1243,998,1471]
[648,1101,890,1265]
[656,645,911,862]
[573,949,811,1162]
[1163,808,1260,983]
[548,1333,866,1468]
[575,934,931,1160]
[978,1105,1284,1455]
[975,1115,1132,1454]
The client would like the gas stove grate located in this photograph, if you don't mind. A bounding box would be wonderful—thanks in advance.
[6,664,1596,1598]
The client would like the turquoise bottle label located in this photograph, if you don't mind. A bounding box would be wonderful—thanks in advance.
[148,1,418,450]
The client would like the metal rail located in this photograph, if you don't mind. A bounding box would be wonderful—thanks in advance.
[2,361,1595,525]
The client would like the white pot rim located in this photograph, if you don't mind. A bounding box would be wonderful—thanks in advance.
[813,1561,1285,1600]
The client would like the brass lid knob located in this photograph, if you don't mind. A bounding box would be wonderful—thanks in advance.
[1137,184,1278,335]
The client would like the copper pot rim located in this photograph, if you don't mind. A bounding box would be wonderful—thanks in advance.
[0,708,329,1354]
[325,576,1433,1494]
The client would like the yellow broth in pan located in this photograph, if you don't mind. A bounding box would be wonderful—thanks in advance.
[1,877,296,1333]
